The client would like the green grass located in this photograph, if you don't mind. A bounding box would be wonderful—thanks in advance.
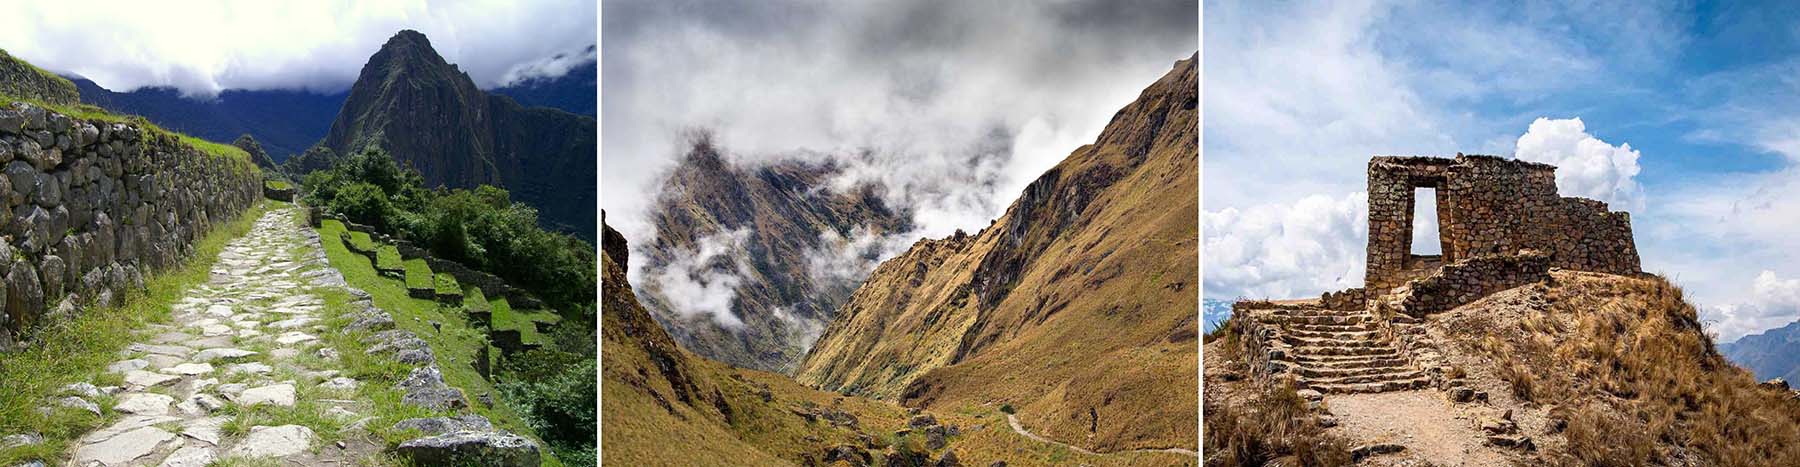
[433,273,461,299]
[374,245,403,274]
[0,87,256,172]
[488,297,545,346]
[313,218,561,466]
[403,258,432,292]
[345,231,376,254]
[0,201,270,466]
[264,179,293,191]
[462,287,491,315]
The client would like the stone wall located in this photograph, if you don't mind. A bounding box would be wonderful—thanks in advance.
[1320,287,1366,311]
[1366,154,1638,291]
[1395,250,1551,316]
[332,214,543,309]
[0,102,261,347]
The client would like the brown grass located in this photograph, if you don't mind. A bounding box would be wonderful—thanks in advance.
[1203,318,1352,467]
[1443,272,1800,465]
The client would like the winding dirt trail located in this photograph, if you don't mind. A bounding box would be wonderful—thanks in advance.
[1005,414,1199,458]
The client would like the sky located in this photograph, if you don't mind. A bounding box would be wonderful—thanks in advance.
[1204,0,1800,343]
[601,0,1198,244]
[0,0,597,96]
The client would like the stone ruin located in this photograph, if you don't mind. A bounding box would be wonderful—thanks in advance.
[1365,154,1640,305]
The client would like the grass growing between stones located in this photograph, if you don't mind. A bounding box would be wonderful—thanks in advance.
[0,200,270,466]
[313,217,563,467]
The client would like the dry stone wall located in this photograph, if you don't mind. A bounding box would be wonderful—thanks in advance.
[0,102,260,348]
[1366,154,1638,291]
[1394,251,1551,316]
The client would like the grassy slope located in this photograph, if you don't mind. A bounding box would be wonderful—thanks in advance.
[316,218,561,466]
[0,201,270,465]
[1437,271,1800,465]
[603,233,1182,466]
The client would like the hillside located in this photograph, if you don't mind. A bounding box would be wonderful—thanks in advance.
[605,219,1192,466]
[70,77,345,160]
[633,141,911,373]
[794,53,1199,454]
[1208,271,1800,466]
[490,47,596,116]
[309,30,595,237]
[0,49,78,105]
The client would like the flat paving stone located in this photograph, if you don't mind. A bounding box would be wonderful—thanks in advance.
[73,426,174,465]
[114,393,176,415]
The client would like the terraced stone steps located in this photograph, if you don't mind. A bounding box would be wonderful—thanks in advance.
[1250,305,1430,394]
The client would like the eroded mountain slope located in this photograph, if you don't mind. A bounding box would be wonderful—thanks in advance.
[795,53,1199,453]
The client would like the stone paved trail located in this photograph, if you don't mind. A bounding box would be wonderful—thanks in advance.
[66,206,374,466]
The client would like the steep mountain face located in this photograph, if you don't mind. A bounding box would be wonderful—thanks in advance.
[795,54,1200,453]
[71,77,345,159]
[232,134,281,172]
[1721,321,1800,383]
[633,143,911,373]
[318,30,596,236]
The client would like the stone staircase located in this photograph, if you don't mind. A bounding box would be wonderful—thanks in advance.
[1250,305,1430,394]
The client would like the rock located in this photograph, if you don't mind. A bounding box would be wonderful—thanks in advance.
[227,425,314,457]
[1764,377,1790,391]
[936,449,962,467]
[113,393,174,415]
[1351,443,1405,460]
[1448,387,1474,403]
[321,377,359,392]
[62,382,102,398]
[179,416,226,446]
[395,431,541,467]
[908,414,940,429]
[237,383,296,407]
[397,366,465,410]
[191,394,227,413]
[159,362,214,376]
[392,415,494,436]
[824,444,873,466]
[158,445,215,467]
[0,432,42,450]
[107,358,149,373]
[71,426,173,466]
[124,370,179,388]
[227,362,273,375]
[192,347,257,362]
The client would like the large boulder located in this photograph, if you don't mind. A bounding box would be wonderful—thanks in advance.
[396,365,465,411]
[392,415,494,436]
[395,430,540,467]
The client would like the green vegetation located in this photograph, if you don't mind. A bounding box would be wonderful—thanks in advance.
[0,87,255,171]
[315,217,564,466]
[462,286,491,315]
[0,49,78,105]
[300,147,593,315]
[0,201,269,466]
[489,297,545,346]
[264,179,294,191]
[433,273,461,299]
[345,231,376,254]
[402,258,432,292]
[374,245,403,274]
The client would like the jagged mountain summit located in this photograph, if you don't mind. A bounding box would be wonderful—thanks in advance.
[632,142,911,373]
[1720,320,1800,384]
[795,53,1200,454]
[306,30,596,237]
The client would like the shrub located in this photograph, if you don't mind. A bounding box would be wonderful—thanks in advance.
[330,182,391,230]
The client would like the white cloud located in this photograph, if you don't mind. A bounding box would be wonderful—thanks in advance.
[1203,192,1368,300]
[804,227,915,287]
[1706,271,1800,343]
[771,306,824,350]
[0,0,595,96]
[639,228,752,328]
[601,0,1195,240]
[1513,117,1644,210]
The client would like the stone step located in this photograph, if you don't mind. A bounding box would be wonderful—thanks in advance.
[1290,345,1398,357]
[1265,314,1373,325]
[1290,354,1409,368]
[1285,328,1381,340]
[1301,369,1424,386]
[1283,322,1378,333]
[1294,364,1415,379]
[1280,335,1390,348]
[1305,376,1431,394]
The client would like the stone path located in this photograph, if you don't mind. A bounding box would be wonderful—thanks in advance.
[1248,305,1429,393]
[63,207,372,466]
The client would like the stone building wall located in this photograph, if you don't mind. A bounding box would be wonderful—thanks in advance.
[0,102,261,347]
[1395,251,1551,316]
[1366,154,1639,291]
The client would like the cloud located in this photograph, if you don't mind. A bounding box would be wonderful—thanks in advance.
[0,0,596,96]
[1513,117,1644,210]
[1705,271,1800,343]
[637,228,752,328]
[804,226,916,287]
[1203,192,1368,300]
[771,307,825,350]
[601,0,1197,239]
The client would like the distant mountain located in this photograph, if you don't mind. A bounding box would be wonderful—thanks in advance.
[491,47,595,116]
[70,78,345,160]
[795,54,1199,453]
[1203,298,1233,334]
[632,141,911,373]
[312,30,596,238]
[1720,320,1800,383]
[0,49,78,105]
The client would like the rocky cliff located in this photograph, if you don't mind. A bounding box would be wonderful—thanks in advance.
[0,101,262,348]
[794,54,1199,453]
[315,30,596,237]
[633,142,911,373]
[1721,321,1800,384]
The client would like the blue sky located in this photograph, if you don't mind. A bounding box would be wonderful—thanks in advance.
[1205,0,1800,342]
